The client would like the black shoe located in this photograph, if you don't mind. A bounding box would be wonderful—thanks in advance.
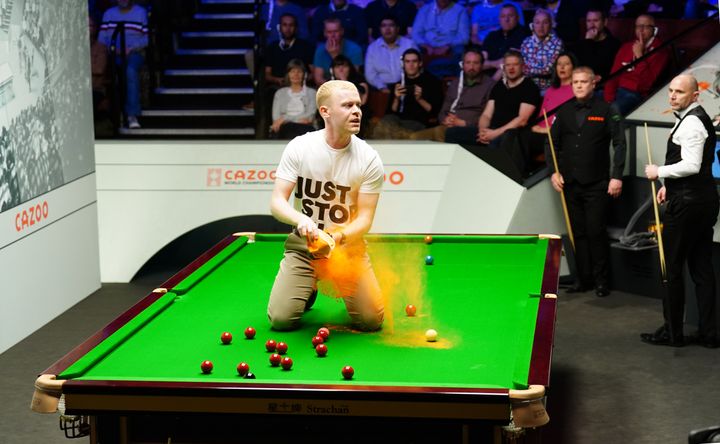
[565,284,589,294]
[304,289,318,312]
[595,285,610,297]
[687,333,719,349]
[640,326,684,347]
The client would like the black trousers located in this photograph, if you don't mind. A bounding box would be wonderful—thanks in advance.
[661,197,719,339]
[565,179,610,288]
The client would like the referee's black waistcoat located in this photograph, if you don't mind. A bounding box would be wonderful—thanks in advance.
[551,96,626,184]
[664,105,718,203]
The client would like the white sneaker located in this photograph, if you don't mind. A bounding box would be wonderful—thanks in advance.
[128,116,141,129]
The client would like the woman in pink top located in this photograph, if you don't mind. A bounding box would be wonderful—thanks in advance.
[532,52,577,134]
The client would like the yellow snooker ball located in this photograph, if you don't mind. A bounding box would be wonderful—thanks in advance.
[425,329,438,342]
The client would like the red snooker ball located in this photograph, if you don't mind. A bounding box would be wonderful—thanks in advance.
[281,357,293,370]
[405,304,417,317]
[276,342,288,355]
[311,335,324,347]
[317,327,330,340]
[200,360,213,374]
[244,327,256,339]
[236,362,250,377]
[341,365,354,380]
[269,353,282,367]
[220,332,233,344]
[265,339,277,352]
[315,343,328,357]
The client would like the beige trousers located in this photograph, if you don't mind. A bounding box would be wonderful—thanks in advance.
[267,232,384,331]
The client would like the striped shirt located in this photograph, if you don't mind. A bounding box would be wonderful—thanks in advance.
[98,5,148,52]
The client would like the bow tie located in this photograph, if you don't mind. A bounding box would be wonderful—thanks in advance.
[575,101,592,109]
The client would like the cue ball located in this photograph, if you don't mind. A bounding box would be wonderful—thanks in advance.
[276,342,288,355]
[317,327,330,340]
[425,255,434,265]
[342,365,354,379]
[237,362,250,377]
[311,335,324,347]
[220,332,233,344]
[200,360,213,374]
[244,327,256,339]
[425,329,438,342]
[265,339,277,352]
[405,304,417,317]
[424,235,433,244]
[269,353,282,366]
[315,343,328,357]
[281,357,293,370]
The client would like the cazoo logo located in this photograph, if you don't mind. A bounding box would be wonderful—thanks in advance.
[207,168,406,187]
[207,168,277,186]
[15,201,49,232]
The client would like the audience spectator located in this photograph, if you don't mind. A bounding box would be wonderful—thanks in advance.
[365,0,417,42]
[97,0,148,129]
[364,14,417,92]
[520,8,563,94]
[411,46,495,142]
[604,14,669,115]
[330,55,370,105]
[553,0,613,44]
[264,14,316,89]
[89,16,109,114]
[372,48,443,138]
[474,50,540,173]
[470,0,526,45]
[615,0,686,18]
[411,0,470,78]
[684,0,717,18]
[311,0,368,46]
[313,18,364,86]
[263,0,310,42]
[571,9,620,85]
[271,59,317,139]
[531,51,576,134]
[481,3,531,81]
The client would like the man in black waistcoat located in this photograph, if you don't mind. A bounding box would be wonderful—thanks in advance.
[549,66,626,297]
[643,74,719,348]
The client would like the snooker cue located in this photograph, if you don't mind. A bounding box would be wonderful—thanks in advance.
[644,123,667,282]
[543,109,575,252]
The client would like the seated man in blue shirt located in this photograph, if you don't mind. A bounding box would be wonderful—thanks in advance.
[311,0,367,47]
[364,14,417,93]
[313,18,364,86]
[411,0,469,78]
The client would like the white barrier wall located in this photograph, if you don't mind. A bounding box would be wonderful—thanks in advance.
[96,140,566,282]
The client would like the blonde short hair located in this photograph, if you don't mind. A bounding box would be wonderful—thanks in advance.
[316,80,358,108]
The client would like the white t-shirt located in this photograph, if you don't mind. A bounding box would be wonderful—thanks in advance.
[276,129,384,231]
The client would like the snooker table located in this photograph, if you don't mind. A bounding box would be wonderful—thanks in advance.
[33,232,561,443]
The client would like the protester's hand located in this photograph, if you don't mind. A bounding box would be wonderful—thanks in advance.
[297,214,319,241]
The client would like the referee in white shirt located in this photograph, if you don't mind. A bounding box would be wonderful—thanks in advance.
[643,74,719,348]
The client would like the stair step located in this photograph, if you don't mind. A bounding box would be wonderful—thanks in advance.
[141,109,253,116]
[201,0,254,4]
[119,127,255,136]
[175,48,249,56]
[155,87,253,95]
[165,68,249,76]
[195,13,253,19]
[182,31,254,38]
[166,54,247,68]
